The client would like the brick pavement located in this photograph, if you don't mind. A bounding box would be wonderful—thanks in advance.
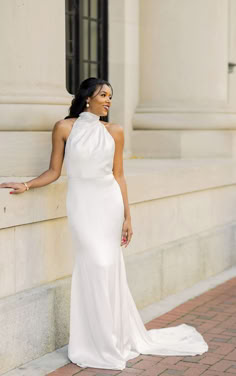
[47,277,236,376]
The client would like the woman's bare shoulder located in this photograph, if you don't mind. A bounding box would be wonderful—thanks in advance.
[100,121,123,140]
[54,118,76,129]
[53,118,77,142]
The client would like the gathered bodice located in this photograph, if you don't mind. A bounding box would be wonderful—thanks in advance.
[64,111,115,179]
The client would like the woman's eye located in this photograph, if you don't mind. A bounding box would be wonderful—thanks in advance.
[101,93,112,99]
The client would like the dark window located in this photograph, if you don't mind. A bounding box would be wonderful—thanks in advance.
[65,0,108,95]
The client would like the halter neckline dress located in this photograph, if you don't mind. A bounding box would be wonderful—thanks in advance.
[64,111,208,371]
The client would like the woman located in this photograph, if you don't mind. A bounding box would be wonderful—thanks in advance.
[0,77,208,370]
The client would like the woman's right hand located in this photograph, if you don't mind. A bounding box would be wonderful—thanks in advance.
[0,182,28,194]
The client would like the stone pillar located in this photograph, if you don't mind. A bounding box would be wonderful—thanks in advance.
[108,0,139,157]
[0,0,72,176]
[139,0,228,110]
[132,0,236,158]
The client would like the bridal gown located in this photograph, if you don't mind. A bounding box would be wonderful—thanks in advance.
[64,111,208,371]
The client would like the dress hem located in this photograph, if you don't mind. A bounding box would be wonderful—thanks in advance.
[69,359,126,371]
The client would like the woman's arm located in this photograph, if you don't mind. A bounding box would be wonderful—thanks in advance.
[0,120,67,194]
[109,123,133,247]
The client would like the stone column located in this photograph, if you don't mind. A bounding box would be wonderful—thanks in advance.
[109,0,139,157]
[0,0,72,176]
[132,0,236,158]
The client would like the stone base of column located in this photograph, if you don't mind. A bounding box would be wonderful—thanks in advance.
[131,129,236,158]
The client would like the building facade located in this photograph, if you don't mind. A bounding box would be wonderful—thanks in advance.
[1,0,236,373]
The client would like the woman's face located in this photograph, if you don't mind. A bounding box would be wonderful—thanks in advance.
[87,84,112,117]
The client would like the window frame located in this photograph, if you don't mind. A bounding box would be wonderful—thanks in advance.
[65,0,108,95]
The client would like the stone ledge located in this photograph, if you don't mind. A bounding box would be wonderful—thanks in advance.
[125,157,236,203]
[1,158,236,228]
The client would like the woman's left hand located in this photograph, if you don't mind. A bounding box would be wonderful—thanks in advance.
[121,217,133,248]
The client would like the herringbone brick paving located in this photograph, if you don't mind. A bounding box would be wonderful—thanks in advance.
[47,277,236,376]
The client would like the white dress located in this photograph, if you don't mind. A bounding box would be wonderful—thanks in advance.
[64,111,208,371]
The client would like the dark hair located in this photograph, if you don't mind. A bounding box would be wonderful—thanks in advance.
[64,77,113,119]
